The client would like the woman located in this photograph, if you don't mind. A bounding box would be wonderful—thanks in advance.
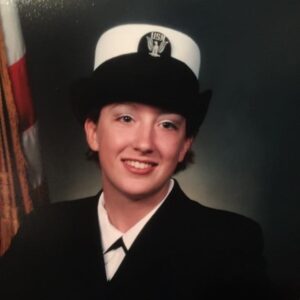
[0,24,269,300]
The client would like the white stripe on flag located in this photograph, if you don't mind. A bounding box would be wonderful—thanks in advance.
[0,0,25,65]
[22,123,43,189]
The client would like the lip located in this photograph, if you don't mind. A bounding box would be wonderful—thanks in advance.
[121,158,158,175]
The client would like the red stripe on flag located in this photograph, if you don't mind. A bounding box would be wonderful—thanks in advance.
[8,56,36,131]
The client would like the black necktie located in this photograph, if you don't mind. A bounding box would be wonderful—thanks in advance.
[104,237,128,254]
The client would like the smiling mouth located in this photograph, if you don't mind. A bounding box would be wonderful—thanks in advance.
[123,160,158,170]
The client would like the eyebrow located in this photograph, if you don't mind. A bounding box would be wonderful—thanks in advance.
[109,103,184,120]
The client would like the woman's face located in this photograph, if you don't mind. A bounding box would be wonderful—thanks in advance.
[84,102,192,201]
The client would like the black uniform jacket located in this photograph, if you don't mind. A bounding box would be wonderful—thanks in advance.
[0,181,269,300]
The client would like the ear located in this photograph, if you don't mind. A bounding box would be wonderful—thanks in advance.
[178,137,193,162]
[84,119,99,151]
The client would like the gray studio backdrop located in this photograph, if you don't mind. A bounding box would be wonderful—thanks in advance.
[18,0,299,297]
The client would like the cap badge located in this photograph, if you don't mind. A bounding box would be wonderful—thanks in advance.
[146,32,169,57]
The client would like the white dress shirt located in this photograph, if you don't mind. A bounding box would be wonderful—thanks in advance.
[98,179,174,280]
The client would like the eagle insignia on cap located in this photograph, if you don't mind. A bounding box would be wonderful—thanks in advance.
[146,32,169,57]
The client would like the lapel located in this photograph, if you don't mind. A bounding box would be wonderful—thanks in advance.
[73,188,183,297]
[107,180,196,296]
[63,187,184,297]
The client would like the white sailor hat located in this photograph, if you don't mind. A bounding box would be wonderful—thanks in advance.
[71,23,211,136]
[94,24,201,78]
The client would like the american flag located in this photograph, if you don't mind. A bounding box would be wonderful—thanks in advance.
[0,0,48,255]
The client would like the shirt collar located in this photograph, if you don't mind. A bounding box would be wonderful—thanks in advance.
[98,179,174,253]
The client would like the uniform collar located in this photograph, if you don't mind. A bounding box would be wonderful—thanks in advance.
[98,179,174,252]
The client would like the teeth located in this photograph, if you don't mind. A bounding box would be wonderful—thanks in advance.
[125,160,154,169]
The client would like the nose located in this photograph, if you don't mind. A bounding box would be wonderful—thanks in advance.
[132,123,154,154]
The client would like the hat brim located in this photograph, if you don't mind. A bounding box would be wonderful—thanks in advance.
[70,53,212,132]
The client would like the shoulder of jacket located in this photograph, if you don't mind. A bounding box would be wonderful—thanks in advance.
[180,197,263,248]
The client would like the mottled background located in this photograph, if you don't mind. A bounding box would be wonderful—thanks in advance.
[17,0,299,297]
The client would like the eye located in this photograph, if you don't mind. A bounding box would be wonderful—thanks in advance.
[117,114,134,123]
[160,121,178,130]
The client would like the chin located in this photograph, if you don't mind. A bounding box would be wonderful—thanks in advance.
[119,180,167,201]
[122,186,157,201]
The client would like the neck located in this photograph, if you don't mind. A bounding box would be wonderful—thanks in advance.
[102,181,171,232]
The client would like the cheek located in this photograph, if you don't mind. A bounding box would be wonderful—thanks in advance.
[157,137,186,162]
[97,129,130,153]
